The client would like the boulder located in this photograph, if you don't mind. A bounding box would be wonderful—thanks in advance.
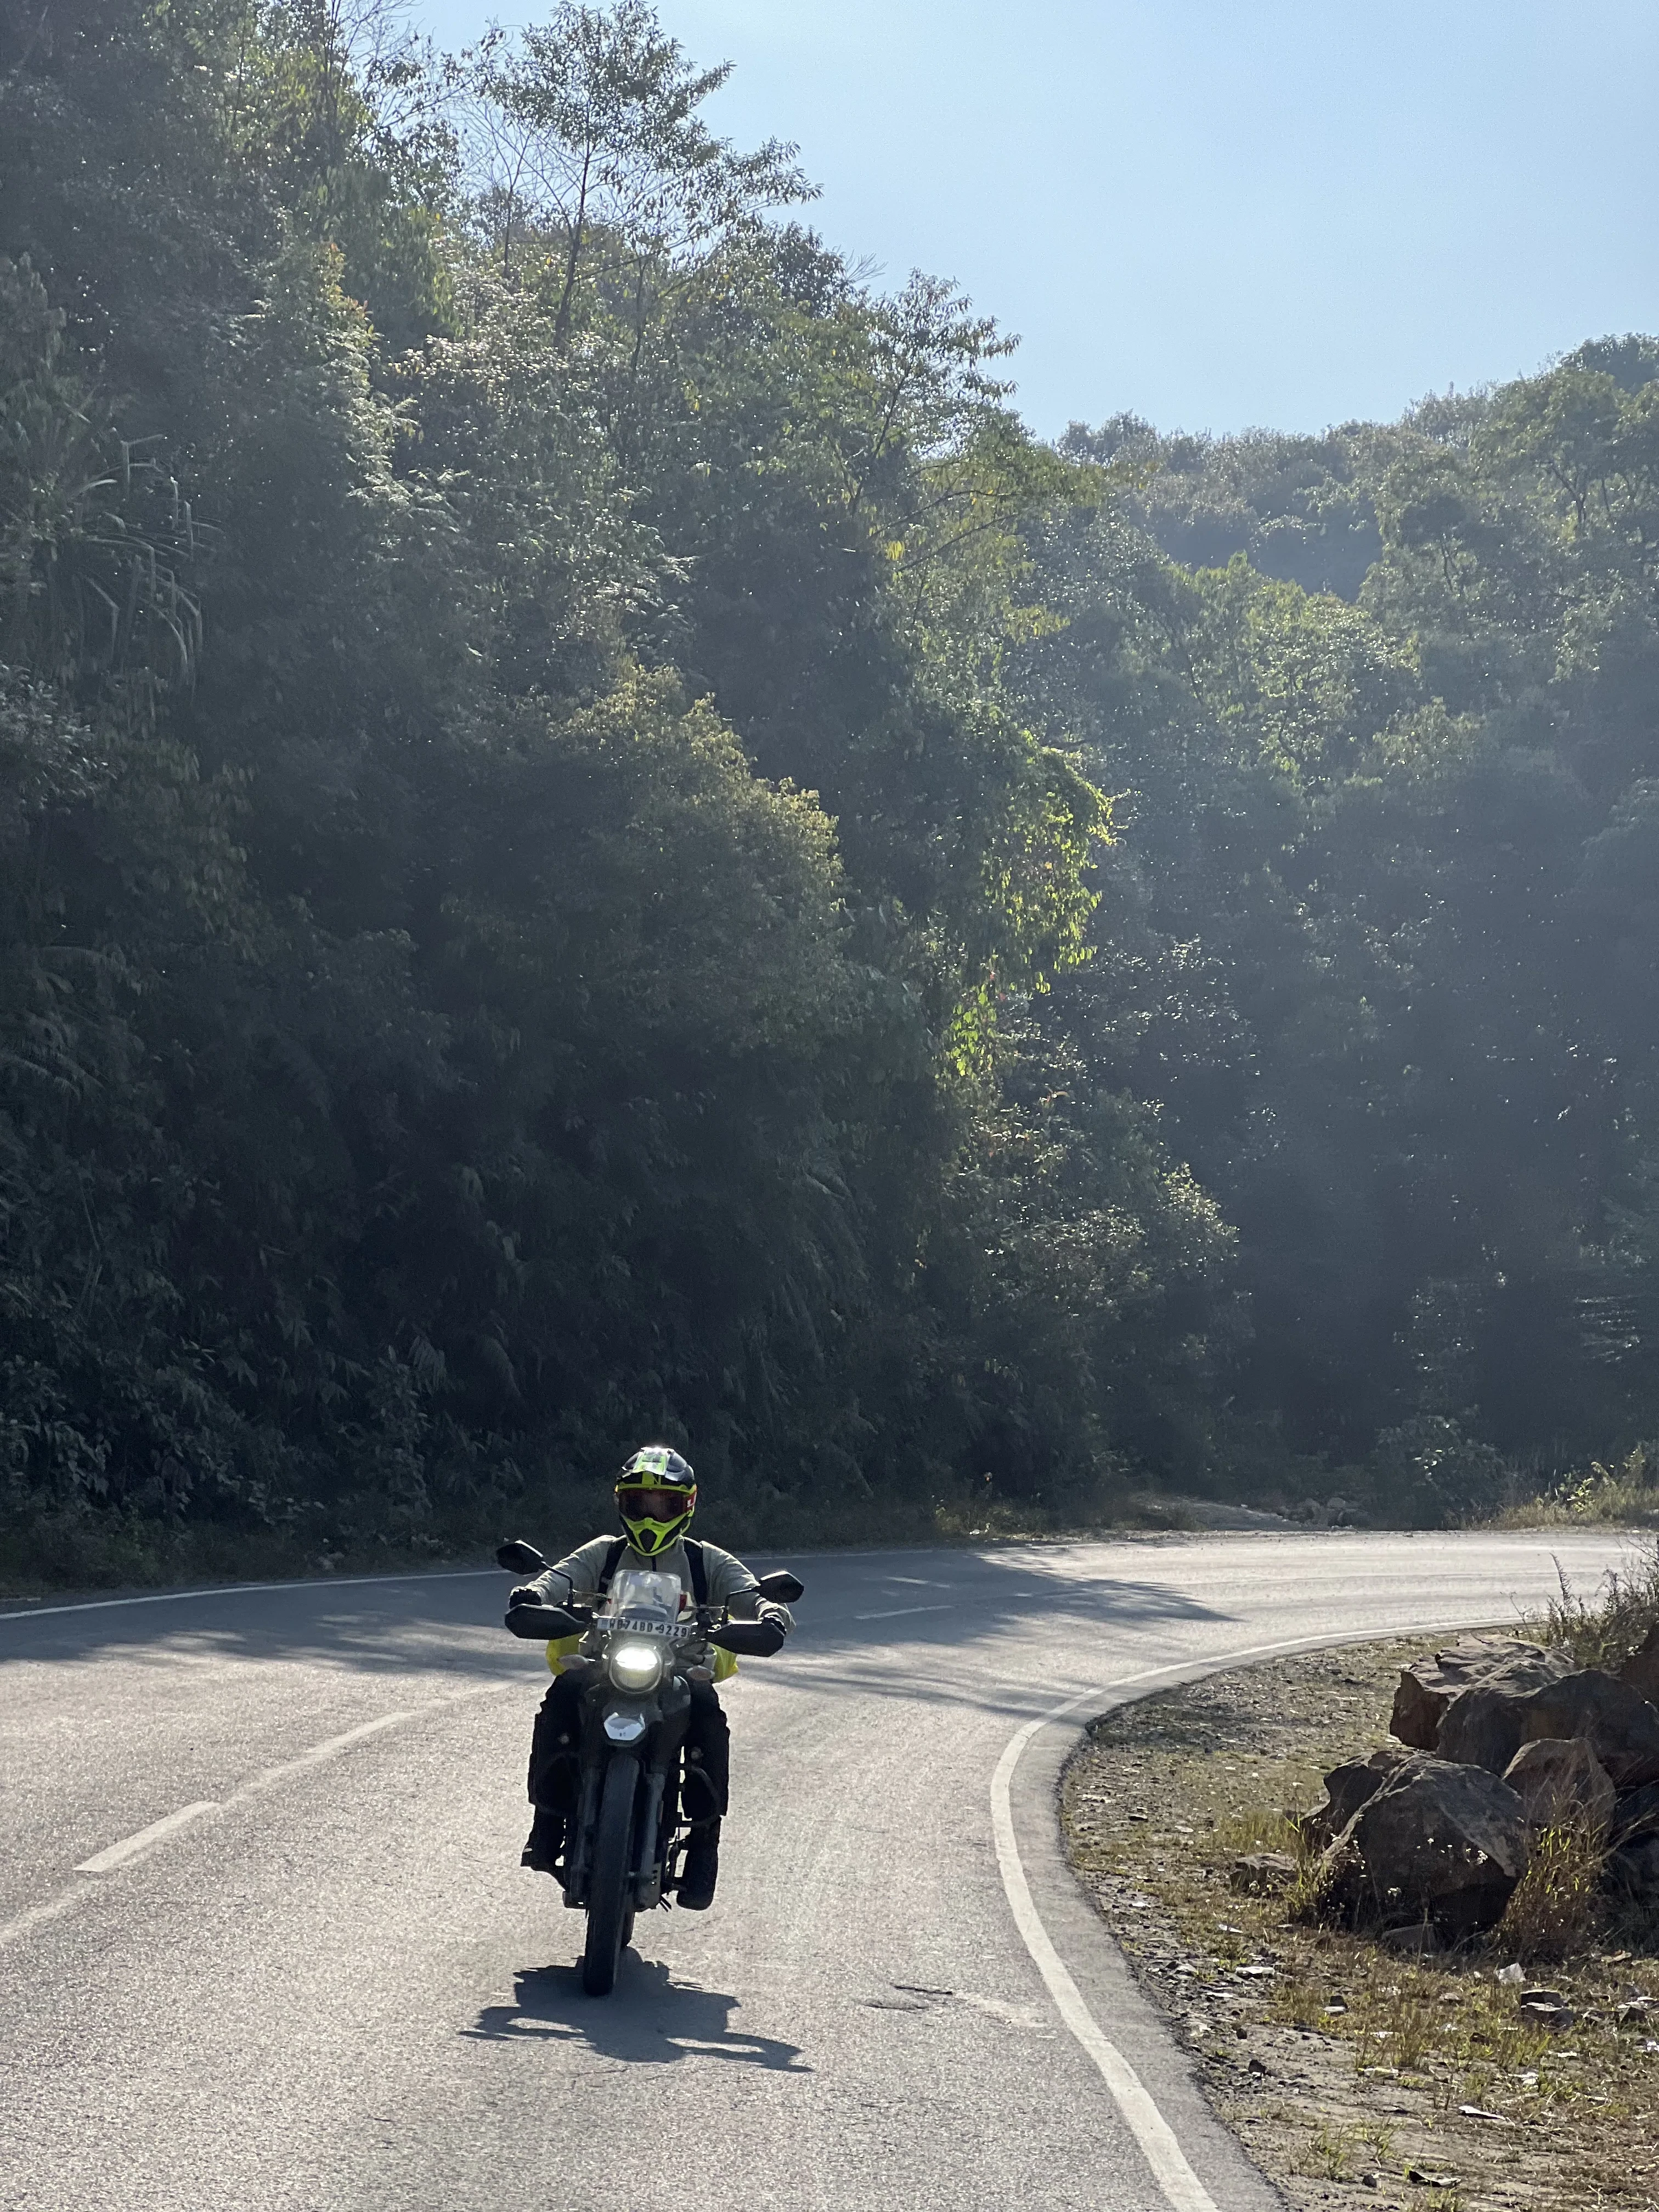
[1390,1638,1570,1752]
[1501,1737,1617,1832]
[1378,1923,1441,1956]
[1438,1666,1659,1789]
[1608,1834,1659,1905]
[1323,1753,1530,1939]
[1618,1621,1659,1706]
[1436,1684,1531,1774]
[1516,1672,1659,1791]
[1300,1748,1413,1850]
[1611,1779,1659,1844]
[1231,1852,1298,1894]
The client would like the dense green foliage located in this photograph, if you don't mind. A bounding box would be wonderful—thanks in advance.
[1032,367,1659,1516]
[2,1,1656,1577]
[0,0,1204,1571]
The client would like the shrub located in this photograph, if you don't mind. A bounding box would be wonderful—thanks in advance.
[1535,1536,1659,1673]
[1368,1416,1507,1528]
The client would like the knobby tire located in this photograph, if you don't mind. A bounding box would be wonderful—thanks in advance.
[582,1754,638,1996]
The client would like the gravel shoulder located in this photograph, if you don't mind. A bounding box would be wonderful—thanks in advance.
[1062,1639,1659,2212]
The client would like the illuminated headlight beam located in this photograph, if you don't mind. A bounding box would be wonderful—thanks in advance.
[606,1639,664,1693]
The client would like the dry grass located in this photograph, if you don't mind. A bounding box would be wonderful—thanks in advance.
[1499,1818,1611,1963]
[1292,2120,1365,2180]
[1215,1804,1304,1855]
[1497,1448,1659,1534]
[1524,1533,1659,1674]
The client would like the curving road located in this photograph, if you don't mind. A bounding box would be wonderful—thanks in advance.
[0,1530,1637,2212]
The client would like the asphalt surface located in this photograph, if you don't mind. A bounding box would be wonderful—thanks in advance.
[0,1529,1638,2211]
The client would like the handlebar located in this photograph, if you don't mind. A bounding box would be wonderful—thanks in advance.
[504,1589,795,1657]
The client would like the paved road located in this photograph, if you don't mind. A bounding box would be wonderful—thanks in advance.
[0,1530,1637,2212]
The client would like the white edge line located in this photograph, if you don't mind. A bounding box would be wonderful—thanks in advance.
[76,1801,222,1875]
[991,1616,1509,2212]
[993,1703,1218,2212]
[0,1566,504,1624]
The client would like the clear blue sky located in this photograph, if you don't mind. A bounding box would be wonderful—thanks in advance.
[414,0,1659,439]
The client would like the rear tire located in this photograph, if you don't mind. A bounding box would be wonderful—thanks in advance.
[582,1756,637,1996]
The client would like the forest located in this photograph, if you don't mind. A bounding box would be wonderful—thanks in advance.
[2,0,1657,1580]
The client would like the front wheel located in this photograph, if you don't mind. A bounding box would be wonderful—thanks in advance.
[582,1755,638,1996]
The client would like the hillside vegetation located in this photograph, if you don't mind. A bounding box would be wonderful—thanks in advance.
[3,0,1657,1578]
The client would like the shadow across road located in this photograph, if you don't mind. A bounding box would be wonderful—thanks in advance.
[0,1542,1235,1681]
[464,1958,811,2072]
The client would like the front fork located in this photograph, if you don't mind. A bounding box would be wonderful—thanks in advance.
[564,1762,603,1908]
[564,1684,691,1910]
[635,1696,691,1909]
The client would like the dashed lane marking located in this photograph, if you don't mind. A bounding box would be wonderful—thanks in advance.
[76,1802,222,1875]
[853,1603,954,1620]
[1,1683,517,1956]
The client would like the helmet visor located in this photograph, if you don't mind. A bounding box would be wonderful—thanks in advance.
[617,1485,691,1522]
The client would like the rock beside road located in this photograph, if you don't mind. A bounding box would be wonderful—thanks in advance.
[1299,1747,1412,1850]
[1319,1754,1531,1940]
[1231,1851,1299,1894]
[1612,1779,1659,1843]
[1518,1672,1659,1790]
[1436,1666,1659,1790]
[1610,1836,1659,1907]
[1390,1637,1570,1750]
[1502,1736,1617,1831]
[1621,1621,1659,1705]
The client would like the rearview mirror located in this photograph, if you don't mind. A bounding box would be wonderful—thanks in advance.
[496,1538,548,1576]
[755,1570,804,1604]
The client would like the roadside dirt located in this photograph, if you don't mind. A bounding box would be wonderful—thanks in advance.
[1062,1640,1659,2212]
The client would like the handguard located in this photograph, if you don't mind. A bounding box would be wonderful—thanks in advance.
[707,1612,788,1658]
[505,1600,582,1640]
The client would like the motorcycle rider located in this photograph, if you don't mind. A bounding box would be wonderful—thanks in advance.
[512,1446,792,1911]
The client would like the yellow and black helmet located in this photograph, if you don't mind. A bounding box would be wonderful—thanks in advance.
[616,1445,697,1558]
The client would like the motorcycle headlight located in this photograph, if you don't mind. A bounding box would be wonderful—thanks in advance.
[606,1639,664,1694]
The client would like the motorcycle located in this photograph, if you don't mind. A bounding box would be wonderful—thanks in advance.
[496,1537,804,1996]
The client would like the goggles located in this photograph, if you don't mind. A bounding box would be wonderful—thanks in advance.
[617,1484,693,1521]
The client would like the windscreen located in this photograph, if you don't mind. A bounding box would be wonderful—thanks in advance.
[605,1567,683,1628]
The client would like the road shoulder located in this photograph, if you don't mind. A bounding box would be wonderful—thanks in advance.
[1060,1638,1659,2212]
[1009,1675,1290,2211]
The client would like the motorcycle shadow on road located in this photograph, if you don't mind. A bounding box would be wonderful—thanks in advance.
[464,1958,811,2072]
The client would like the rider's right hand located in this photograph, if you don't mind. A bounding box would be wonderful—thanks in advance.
[507,1584,541,1608]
